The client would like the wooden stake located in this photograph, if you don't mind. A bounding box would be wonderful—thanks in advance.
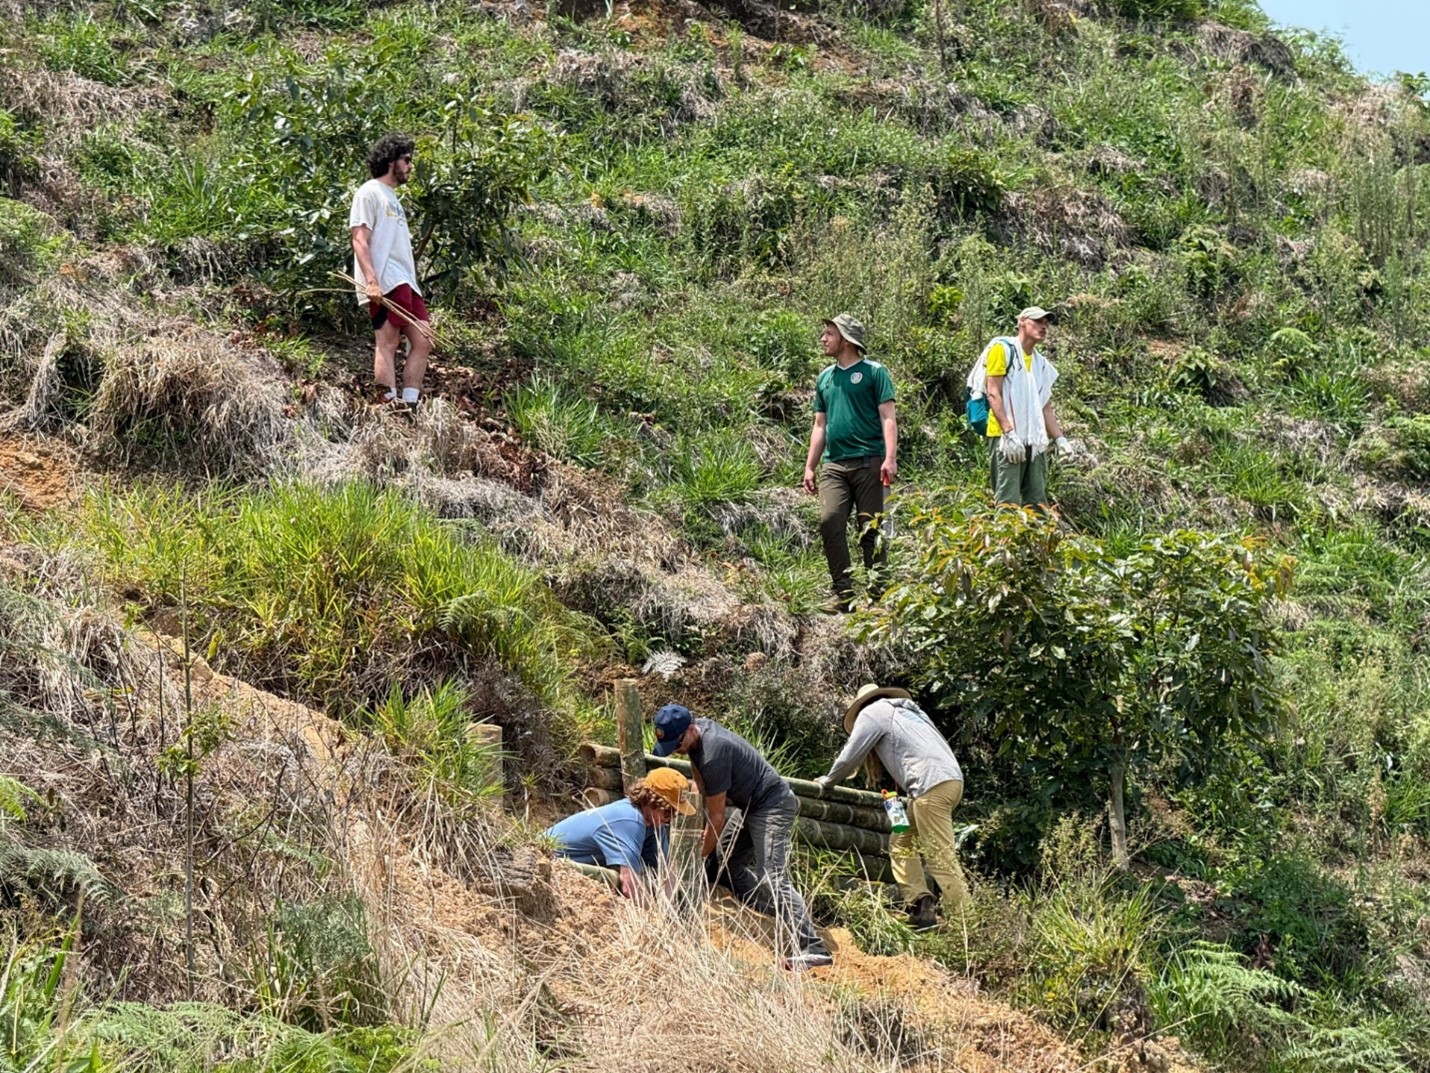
[615,679,646,793]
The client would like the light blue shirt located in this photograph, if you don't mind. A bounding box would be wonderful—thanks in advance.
[545,799,648,872]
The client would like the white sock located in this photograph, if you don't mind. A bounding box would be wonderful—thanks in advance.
[382,389,397,401]
[401,388,419,404]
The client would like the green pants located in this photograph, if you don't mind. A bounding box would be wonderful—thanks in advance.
[818,456,886,600]
[989,439,1049,508]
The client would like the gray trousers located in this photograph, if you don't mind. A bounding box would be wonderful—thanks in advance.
[711,794,827,957]
[818,456,887,599]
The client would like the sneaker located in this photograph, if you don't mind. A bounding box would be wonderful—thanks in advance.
[819,596,853,615]
[784,951,834,972]
[907,895,938,932]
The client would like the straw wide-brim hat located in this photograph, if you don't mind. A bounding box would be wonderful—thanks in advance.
[844,683,911,733]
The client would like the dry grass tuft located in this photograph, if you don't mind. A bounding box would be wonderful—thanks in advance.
[2,264,294,473]
[998,180,1130,269]
[86,323,291,473]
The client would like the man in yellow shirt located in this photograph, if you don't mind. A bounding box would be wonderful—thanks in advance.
[982,306,1072,508]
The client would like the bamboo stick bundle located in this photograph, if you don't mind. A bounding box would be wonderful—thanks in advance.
[794,795,889,832]
[793,816,888,858]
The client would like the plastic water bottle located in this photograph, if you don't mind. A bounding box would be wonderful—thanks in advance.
[883,791,910,833]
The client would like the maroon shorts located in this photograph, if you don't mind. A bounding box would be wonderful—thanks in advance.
[370,283,429,331]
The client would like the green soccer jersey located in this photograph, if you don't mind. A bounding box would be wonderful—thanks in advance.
[813,358,895,462]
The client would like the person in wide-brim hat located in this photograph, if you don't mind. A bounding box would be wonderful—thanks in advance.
[816,684,970,931]
[802,313,898,614]
[844,683,912,733]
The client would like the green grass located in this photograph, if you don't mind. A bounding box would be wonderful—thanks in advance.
[9,0,1430,1068]
[77,481,600,727]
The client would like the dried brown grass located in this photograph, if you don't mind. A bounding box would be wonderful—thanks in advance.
[1,263,292,473]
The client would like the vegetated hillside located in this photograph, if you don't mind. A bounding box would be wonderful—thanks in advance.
[3,0,1430,1069]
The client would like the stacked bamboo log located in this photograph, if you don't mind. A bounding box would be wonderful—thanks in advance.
[578,741,894,881]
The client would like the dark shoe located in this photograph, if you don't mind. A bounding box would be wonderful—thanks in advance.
[784,950,834,971]
[907,895,938,932]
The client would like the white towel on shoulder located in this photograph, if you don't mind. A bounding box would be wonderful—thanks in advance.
[1002,341,1059,457]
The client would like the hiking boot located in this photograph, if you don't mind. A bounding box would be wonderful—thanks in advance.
[784,950,834,972]
[907,894,938,932]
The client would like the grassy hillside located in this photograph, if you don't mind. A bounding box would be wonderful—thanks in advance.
[4,0,1430,1068]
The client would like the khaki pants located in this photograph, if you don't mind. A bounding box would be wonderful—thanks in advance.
[818,456,886,600]
[890,779,970,915]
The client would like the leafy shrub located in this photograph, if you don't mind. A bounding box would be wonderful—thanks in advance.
[1220,850,1370,987]
[931,147,1006,220]
[1178,225,1239,300]
[858,490,1288,866]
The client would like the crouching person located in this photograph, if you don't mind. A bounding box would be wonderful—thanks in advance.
[816,684,970,931]
[653,703,834,971]
[544,768,695,900]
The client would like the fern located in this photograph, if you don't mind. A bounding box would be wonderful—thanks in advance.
[0,839,115,908]
[0,775,37,823]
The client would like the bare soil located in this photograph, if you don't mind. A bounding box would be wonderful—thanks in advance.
[0,433,81,510]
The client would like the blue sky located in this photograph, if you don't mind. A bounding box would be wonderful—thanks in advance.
[1256,0,1425,78]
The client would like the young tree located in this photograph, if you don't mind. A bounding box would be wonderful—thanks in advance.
[858,491,1289,867]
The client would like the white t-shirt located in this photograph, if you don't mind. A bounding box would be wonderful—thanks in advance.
[349,178,421,304]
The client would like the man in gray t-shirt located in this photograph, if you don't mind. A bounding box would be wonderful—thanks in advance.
[653,704,831,971]
[816,684,970,931]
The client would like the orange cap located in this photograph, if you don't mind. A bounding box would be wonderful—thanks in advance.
[644,768,696,816]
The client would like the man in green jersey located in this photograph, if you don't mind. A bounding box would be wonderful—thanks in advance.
[801,314,898,612]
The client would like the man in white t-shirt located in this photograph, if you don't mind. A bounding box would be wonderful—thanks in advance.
[350,133,430,408]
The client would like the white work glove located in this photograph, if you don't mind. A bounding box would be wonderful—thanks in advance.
[998,431,1026,465]
[1054,435,1077,459]
[812,775,833,792]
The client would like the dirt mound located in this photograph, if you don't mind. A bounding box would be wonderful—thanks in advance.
[0,433,80,510]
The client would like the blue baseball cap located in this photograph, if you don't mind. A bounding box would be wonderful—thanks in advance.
[652,704,693,756]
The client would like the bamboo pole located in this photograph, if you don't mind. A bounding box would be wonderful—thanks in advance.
[585,764,625,792]
[470,722,504,806]
[641,753,888,812]
[615,680,646,793]
[668,783,705,913]
[793,816,888,858]
[581,787,620,808]
[569,861,618,888]
[794,795,889,832]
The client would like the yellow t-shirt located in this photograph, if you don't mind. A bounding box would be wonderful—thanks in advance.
[983,339,1033,438]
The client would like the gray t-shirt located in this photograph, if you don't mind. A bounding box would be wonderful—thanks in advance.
[689,719,787,812]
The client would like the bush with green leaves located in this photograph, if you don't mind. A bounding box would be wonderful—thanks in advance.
[858,490,1289,867]
[143,36,553,317]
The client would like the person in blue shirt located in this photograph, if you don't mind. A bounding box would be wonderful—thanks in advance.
[544,768,695,899]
